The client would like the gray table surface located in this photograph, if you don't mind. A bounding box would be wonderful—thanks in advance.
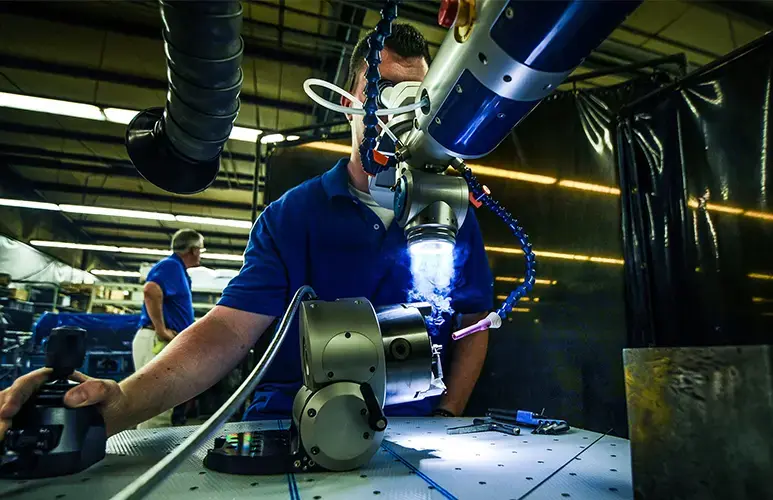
[0,418,632,500]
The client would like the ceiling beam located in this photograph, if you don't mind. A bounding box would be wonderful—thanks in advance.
[0,54,313,115]
[0,145,261,184]
[2,154,261,192]
[0,122,257,163]
[0,1,322,70]
[113,254,243,271]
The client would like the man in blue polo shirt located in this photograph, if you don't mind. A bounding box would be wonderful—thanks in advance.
[0,25,492,436]
[132,228,202,427]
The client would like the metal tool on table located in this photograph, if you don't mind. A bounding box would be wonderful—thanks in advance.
[487,408,570,435]
[447,417,520,436]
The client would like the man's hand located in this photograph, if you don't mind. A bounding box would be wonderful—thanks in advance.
[159,328,177,342]
[0,369,131,439]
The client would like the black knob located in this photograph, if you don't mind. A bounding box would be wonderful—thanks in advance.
[46,327,87,380]
[359,383,387,432]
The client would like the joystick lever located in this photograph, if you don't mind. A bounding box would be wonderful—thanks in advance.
[0,326,107,479]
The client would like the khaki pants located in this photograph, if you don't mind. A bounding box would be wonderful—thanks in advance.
[132,328,173,429]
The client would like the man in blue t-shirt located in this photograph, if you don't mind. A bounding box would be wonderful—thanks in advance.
[0,25,493,437]
[132,228,202,427]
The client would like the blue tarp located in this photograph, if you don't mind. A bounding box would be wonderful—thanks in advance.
[33,312,141,351]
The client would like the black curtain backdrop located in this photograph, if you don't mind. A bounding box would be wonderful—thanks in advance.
[268,74,668,435]
[617,32,773,349]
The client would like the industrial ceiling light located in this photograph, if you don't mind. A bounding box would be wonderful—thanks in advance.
[0,92,105,121]
[260,133,285,144]
[558,180,621,195]
[103,108,139,125]
[0,198,60,211]
[495,276,555,286]
[229,126,263,143]
[286,135,300,141]
[30,240,245,262]
[91,269,142,277]
[174,215,252,229]
[60,205,176,222]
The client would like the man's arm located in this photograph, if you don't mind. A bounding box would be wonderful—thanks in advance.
[143,281,174,341]
[80,305,275,435]
[437,313,489,416]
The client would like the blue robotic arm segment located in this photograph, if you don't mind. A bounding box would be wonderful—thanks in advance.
[402,0,642,168]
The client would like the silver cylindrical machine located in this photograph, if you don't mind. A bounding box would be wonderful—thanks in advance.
[377,303,446,406]
[292,298,444,471]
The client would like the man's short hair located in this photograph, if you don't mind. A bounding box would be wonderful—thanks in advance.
[171,229,204,254]
[345,23,432,91]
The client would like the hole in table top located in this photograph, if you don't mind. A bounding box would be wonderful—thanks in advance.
[611,454,617,457]
[498,464,504,467]
[198,471,206,475]
[512,451,517,453]
[537,460,544,463]
[547,448,552,451]
[189,486,199,491]
[428,486,435,490]
[306,478,315,482]
[610,468,618,472]
[394,459,400,462]
[314,496,322,499]
[455,467,462,471]
[526,477,534,481]
[490,443,496,445]
[479,481,487,485]
[475,454,480,457]
[575,457,582,461]
[250,482,259,486]
[553,438,559,441]
[373,491,381,495]
[609,487,618,492]
[409,471,415,475]
[55,495,66,499]
[569,473,577,476]
[473,436,478,439]
[522,440,528,443]
[610,443,616,447]
[562,494,571,498]
[360,474,368,478]
[583,437,588,440]
[80,478,91,482]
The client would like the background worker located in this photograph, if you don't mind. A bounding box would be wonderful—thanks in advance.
[132,228,203,428]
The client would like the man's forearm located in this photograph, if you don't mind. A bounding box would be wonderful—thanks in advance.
[439,314,489,416]
[143,288,169,339]
[115,306,274,433]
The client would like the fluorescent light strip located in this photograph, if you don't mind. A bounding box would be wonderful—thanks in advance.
[60,204,176,222]
[495,276,556,286]
[705,203,743,215]
[174,215,253,229]
[744,211,773,221]
[91,269,142,277]
[301,141,352,154]
[3,198,254,229]
[752,297,773,303]
[0,92,263,143]
[30,240,244,262]
[0,198,60,211]
[558,180,620,195]
[486,246,624,265]
[749,273,773,280]
[0,91,105,121]
[467,163,557,185]
[261,133,285,144]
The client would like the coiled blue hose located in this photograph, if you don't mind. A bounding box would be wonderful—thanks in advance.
[455,164,537,319]
[359,0,399,176]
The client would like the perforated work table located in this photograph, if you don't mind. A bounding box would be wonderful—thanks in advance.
[0,418,633,500]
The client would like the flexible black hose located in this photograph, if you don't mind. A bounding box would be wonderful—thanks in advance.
[126,0,244,194]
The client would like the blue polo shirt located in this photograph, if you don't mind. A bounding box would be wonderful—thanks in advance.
[139,253,195,334]
[219,159,493,417]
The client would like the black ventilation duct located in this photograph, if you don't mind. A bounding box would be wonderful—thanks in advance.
[126,1,244,194]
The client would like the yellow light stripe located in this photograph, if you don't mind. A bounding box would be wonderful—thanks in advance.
[495,276,555,285]
[467,163,557,185]
[493,299,532,312]
[744,211,773,221]
[763,312,773,317]
[301,141,351,154]
[558,180,621,195]
[705,203,743,215]
[749,273,773,280]
[485,246,624,265]
[752,297,773,303]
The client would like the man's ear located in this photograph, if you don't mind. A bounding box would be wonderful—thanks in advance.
[340,93,354,122]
